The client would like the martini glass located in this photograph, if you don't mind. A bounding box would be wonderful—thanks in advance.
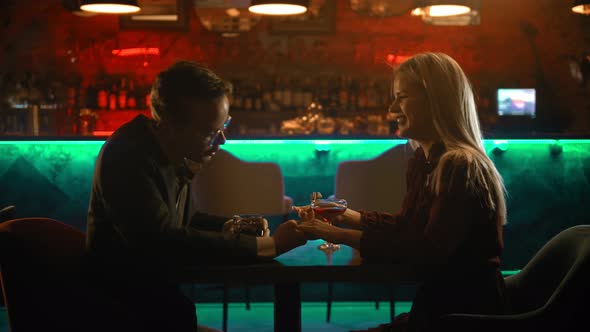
[311,197,347,252]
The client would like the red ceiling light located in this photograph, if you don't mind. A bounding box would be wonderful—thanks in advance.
[112,48,160,57]
[386,54,411,66]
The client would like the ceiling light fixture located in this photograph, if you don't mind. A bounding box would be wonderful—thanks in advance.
[80,0,141,14]
[412,0,474,17]
[572,0,590,15]
[248,0,309,16]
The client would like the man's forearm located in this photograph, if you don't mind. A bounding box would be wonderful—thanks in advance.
[256,237,277,258]
[190,211,230,231]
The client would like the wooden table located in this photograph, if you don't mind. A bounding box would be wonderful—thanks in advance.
[183,240,426,332]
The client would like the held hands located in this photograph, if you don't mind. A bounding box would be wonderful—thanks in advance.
[273,220,307,255]
[292,205,340,242]
[292,205,347,226]
[297,218,340,243]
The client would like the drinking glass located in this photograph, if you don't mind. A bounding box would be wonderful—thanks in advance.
[310,197,347,252]
[231,214,267,237]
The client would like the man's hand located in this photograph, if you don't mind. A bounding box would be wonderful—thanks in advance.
[258,218,270,237]
[222,219,234,234]
[223,217,270,237]
[272,220,307,255]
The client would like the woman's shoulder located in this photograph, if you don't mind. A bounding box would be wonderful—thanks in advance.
[439,146,491,169]
[438,148,474,172]
[435,147,493,193]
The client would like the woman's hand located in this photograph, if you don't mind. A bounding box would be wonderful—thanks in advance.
[292,205,315,222]
[299,220,363,250]
[293,205,362,229]
[297,219,340,243]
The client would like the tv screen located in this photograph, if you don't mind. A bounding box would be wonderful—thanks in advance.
[497,88,536,118]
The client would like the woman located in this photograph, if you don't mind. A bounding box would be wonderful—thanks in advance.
[297,52,508,332]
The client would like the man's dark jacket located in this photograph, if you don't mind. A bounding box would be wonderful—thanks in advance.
[85,115,257,331]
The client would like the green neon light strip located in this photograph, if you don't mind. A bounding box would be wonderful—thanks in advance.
[224,139,408,145]
[501,270,521,276]
[487,139,590,145]
[2,139,589,145]
[0,140,105,145]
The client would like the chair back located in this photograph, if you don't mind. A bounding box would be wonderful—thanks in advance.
[334,143,414,212]
[192,149,292,217]
[505,224,590,315]
[0,205,16,223]
[0,218,86,331]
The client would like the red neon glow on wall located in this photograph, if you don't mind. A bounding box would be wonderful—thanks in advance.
[111,48,160,56]
[386,54,411,65]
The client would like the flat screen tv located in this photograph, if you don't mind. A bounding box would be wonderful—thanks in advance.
[497,88,536,118]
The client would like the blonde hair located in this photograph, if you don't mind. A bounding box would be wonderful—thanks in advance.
[397,52,507,225]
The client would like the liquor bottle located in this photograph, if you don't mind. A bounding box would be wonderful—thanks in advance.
[339,76,349,111]
[27,74,42,136]
[231,79,244,112]
[118,77,128,110]
[367,79,378,109]
[77,79,88,110]
[85,78,98,109]
[292,78,304,109]
[318,78,330,109]
[127,79,137,109]
[262,79,273,112]
[272,76,283,109]
[97,77,108,110]
[348,78,359,112]
[108,81,118,111]
[144,77,152,110]
[243,82,253,112]
[253,83,263,112]
[145,92,151,110]
[357,79,368,111]
[47,83,65,135]
[136,75,148,110]
[302,77,314,108]
[282,78,293,111]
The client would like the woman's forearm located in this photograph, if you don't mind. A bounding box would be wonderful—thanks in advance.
[340,208,363,230]
[333,228,362,250]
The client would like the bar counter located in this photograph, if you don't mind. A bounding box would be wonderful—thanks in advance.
[1,136,589,269]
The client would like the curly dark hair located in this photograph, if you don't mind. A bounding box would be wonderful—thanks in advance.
[150,61,232,123]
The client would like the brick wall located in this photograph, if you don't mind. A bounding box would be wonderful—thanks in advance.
[1,0,589,131]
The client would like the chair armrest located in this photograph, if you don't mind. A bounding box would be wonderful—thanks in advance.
[0,206,16,223]
[282,196,293,215]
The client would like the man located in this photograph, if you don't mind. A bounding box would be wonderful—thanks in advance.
[86,61,306,332]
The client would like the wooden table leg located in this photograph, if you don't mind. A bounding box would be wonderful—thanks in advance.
[274,282,301,332]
